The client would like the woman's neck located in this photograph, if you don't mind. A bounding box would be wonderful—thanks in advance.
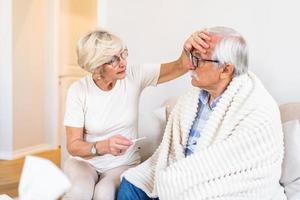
[93,76,117,91]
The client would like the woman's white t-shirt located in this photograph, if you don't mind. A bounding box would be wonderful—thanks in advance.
[64,64,160,173]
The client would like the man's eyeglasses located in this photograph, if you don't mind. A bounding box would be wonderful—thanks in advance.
[189,51,219,68]
[105,49,128,68]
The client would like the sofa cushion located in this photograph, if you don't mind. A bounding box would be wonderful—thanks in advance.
[279,102,300,123]
[280,120,300,199]
[138,106,166,161]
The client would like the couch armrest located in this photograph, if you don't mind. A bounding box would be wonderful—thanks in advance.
[279,102,300,123]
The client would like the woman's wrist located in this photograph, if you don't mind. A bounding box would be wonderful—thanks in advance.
[178,50,188,70]
[95,140,109,155]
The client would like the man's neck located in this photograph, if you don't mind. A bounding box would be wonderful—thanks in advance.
[207,77,232,103]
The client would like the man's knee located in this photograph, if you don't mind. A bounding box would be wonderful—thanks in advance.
[117,178,139,200]
[118,178,158,200]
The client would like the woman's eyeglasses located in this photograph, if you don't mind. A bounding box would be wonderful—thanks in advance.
[105,49,128,68]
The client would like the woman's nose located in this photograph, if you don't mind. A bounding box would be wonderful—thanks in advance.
[119,58,127,68]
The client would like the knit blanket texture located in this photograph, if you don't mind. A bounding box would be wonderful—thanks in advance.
[123,72,286,200]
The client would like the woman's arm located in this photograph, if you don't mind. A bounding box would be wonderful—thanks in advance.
[66,126,133,159]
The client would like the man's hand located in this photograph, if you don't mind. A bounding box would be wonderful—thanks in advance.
[98,134,133,156]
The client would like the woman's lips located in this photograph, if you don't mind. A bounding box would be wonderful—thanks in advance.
[118,69,126,74]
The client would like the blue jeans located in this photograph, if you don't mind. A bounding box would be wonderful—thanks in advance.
[117,178,159,200]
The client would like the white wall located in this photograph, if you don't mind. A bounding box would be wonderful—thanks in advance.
[0,0,58,159]
[45,0,59,148]
[13,0,48,150]
[12,0,59,152]
[58,0,96,163]
[0,0,13,159]
[99,0,300,112]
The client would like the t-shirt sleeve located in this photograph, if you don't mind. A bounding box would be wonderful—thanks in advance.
[129,63,161,89]
[63,82,85,128]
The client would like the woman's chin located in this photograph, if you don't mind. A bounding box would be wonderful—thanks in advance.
[117,71,126,79]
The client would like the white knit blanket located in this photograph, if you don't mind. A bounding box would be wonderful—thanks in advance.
[123,72,286,200]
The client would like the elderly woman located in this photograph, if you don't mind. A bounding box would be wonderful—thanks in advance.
[62,29,205,200]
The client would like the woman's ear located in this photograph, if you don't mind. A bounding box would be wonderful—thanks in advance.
[220,63,234,79]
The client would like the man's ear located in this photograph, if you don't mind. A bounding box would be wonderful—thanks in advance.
[220,63,234,79]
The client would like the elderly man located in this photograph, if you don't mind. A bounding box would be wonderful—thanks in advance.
[117,26,286,200]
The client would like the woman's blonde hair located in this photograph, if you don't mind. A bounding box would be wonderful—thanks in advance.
[77,29,126,72]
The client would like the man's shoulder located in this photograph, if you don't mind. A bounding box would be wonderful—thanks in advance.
[242,73,281,124]
[177,87,201,102]
[172,87,201,114]
[250,72,278,111]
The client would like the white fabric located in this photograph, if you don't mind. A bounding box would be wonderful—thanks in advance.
[123,72,286,200]
[64,64,160,173]
[62,158,135,200]
[18,156,71,200]
[281,120,300,200]
[0,195,13,200]
[138,106,166,161]
[284,181,300,200]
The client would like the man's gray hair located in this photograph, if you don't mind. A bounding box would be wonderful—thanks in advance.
[207,26,248,76]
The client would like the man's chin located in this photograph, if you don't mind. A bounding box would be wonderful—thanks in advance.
[191,79,199,87]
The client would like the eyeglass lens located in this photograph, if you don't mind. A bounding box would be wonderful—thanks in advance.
[108,50,128,67]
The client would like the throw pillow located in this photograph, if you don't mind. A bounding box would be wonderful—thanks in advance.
[138,106,166,161]
[280,120,300,200]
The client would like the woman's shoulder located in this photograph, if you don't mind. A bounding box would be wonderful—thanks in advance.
[125,64,141,79]
[123,64,141,84]
[126,63,160,78]
[125,63,161,91]
[68,75,91,94]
